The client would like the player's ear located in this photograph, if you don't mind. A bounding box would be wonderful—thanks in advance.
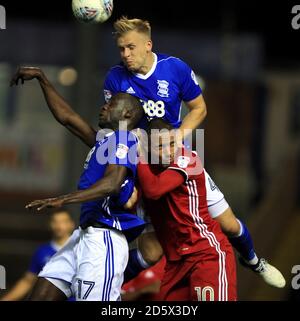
[146,40,152,52]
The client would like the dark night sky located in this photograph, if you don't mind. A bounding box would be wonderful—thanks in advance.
[1,0,299,66]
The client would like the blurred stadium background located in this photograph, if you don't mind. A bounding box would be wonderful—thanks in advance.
[0,0,300,300]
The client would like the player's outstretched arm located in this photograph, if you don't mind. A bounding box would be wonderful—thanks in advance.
[10,66,96,148]
[25,164,127,211]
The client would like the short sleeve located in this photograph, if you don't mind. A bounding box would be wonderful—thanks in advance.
[107,131,138,177]
[103,67,122,102]
[176,59,202,102]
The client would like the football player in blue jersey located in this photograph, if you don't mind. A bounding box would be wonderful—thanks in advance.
[0,209,75,301]
[104,17,207,134]
[10,66,146,301]
[104,17,286,289]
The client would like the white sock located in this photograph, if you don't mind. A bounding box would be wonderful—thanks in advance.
[246,254,259,266]
[236,219,244,237]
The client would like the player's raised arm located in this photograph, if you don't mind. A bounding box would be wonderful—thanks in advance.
[180,94,207,137]
[26,164,128,211]
[10,66,97,148]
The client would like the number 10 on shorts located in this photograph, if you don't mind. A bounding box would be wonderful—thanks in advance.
[194,286,214,301]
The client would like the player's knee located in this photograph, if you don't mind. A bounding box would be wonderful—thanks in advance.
[220,219,241,237]
[138,233,164,266]
[143,245,164,266]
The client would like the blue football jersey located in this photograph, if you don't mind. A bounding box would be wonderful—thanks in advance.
[78,130,145,242]
[29,242,58,275]
[103,53,202,128]
[29,242,76,301]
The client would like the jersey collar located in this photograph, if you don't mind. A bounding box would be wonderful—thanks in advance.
[132,53,157,80]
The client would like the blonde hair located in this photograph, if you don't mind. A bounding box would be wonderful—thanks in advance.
[113,16,151,39]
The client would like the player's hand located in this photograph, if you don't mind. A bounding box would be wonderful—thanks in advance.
[10,66,43,87]
[25,197,64,211]
[124,186,138,210]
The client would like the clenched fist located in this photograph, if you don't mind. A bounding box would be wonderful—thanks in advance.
[10,66,44,86]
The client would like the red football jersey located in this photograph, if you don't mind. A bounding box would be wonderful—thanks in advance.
[139,148,230,261]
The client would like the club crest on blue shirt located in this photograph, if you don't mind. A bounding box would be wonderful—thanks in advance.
[115,144,129,159]
[104,89,112,102]
[157,80,169,98]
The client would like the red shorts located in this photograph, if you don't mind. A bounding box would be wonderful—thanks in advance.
[158,243,237,301]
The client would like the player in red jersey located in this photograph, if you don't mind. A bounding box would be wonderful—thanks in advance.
[137,119,237,301]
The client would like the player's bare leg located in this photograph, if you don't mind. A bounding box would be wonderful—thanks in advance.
[215,207,286,288]
[138,232,164,265]
[28,278,67,301]
[213,207,241,237]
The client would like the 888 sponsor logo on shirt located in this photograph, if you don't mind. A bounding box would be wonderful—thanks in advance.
[141,99,166,119]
